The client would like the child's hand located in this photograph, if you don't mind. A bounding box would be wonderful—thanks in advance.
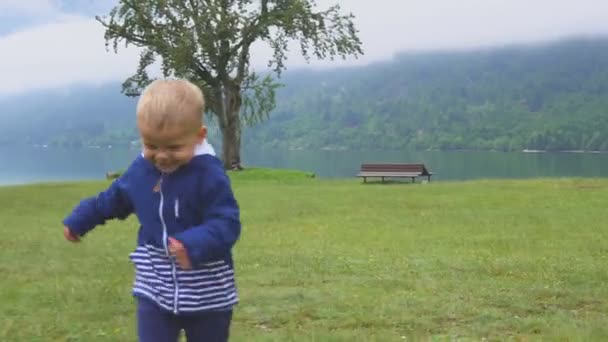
[64,226,80,242]
[168,237,192,270]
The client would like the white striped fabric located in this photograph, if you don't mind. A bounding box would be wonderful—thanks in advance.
[130,244,238,314]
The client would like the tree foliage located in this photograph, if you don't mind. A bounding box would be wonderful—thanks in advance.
[96,0,363,167]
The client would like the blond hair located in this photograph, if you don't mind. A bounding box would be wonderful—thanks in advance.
[136,79,205,131]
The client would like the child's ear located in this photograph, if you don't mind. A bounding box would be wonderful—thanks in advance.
[197,126,208,142]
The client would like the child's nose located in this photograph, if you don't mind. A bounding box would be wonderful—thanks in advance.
[156,151,170,161]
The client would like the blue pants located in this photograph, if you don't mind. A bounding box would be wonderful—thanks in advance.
[137,298,232,342]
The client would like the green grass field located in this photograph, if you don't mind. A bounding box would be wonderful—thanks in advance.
[1,169,607,341]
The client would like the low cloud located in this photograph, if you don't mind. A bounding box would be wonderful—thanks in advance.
[0,17,141,95]
[2,0,608,95]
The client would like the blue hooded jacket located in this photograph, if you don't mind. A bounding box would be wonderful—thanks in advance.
[63,141,241,314]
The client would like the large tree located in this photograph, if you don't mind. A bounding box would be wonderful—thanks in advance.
[97,0,363,169]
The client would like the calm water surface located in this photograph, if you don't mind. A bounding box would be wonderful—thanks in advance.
[1,146,607,185]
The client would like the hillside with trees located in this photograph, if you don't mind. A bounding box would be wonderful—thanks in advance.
[1,37,607,152]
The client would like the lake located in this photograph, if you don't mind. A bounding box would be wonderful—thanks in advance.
[1,146,608,185]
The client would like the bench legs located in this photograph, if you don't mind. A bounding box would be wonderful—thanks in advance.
[360,176,431,183]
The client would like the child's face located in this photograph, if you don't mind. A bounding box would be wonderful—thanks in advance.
[139,122,206,174]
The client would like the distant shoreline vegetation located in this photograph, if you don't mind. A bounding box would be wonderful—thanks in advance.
[17,143,608,155]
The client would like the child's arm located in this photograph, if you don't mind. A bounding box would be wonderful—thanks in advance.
[63,173,134,240]
[172,160,241,265]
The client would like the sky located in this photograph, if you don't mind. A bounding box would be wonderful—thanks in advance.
[1,0,608,96]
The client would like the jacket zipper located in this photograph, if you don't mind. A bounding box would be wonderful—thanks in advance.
[158,175,180,314]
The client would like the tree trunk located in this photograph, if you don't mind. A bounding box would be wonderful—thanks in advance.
[217,82,243,170]
[220,115,242,170]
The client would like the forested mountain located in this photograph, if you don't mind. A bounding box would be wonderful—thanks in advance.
[1,37,608,152]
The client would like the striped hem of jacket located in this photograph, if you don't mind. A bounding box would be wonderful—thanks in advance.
[129,244,238,314]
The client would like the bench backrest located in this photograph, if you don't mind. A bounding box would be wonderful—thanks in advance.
[360,163,430,175]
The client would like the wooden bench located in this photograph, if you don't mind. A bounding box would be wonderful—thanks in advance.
[357,163,433,183]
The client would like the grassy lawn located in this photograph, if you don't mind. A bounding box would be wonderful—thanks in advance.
[1,170,607,341]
